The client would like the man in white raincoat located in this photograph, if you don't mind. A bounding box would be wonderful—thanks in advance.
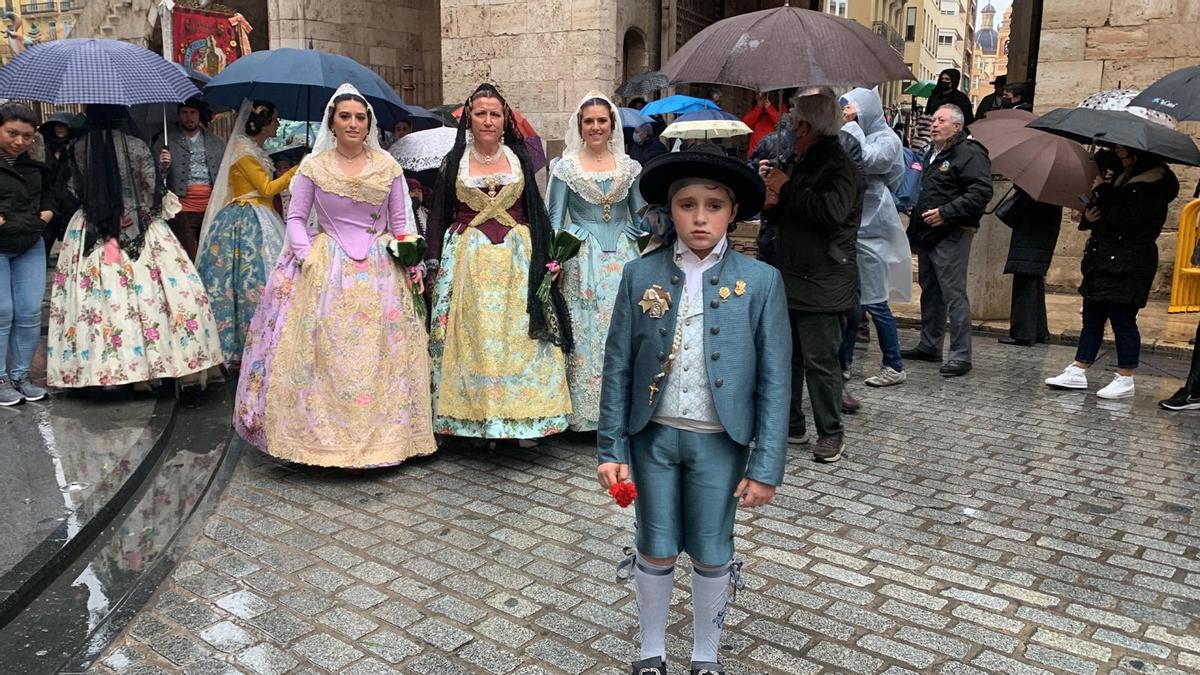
[837,87,912,388]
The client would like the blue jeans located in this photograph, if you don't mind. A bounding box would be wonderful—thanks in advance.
[0,239,46,381]
[839,301,904,372]
[1075,299,1140,370]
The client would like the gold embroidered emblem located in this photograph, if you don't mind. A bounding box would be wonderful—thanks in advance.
[734,280,747,296]
[719,287,731,302]
[639,285,671,318]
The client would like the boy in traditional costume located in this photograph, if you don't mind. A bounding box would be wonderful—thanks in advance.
[597,150,791,675]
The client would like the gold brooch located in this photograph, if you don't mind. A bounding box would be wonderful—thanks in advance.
[734,280,747,296]
[638,285,671,319]
[719,287,731,302]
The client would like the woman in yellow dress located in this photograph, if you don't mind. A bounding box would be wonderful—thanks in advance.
[196,100,299,365]
[426,83,572,440]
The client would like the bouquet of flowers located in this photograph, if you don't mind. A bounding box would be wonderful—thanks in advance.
[536,230,584,302]
[387,235,428,319]
[608,481,638,508]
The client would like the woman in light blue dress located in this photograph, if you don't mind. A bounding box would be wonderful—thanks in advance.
[547,92,644,431]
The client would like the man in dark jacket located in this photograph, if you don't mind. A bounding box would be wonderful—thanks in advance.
[760,92,863,463]
[0,102,55,405]
[1001,81,1034,111]
[975,75,1006,121]
[925,69,975,126]
[999,189,1061,345]
[153,98,224,260]
[628,123,668,166]
[902,104,993,376]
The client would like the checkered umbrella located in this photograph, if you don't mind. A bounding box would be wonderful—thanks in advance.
[0,38,199,105]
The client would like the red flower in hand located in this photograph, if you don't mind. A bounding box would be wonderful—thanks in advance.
[609,481,638,508]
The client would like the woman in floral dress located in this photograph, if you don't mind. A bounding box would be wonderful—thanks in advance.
[197,100,299,365]
[426,83,573,441]
[547,91,643,431]
[234,85,435,468]
[47,105,222,388]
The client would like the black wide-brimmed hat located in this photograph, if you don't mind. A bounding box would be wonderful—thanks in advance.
[638,148,766,217]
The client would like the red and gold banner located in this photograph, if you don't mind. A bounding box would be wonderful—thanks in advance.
[171,6,241,77]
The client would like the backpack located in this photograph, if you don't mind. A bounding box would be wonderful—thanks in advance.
[893,146,923,213]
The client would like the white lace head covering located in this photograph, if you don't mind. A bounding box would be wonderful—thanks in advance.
[200,99,271,251]
[562,90,626,159]
[307,83,385,164]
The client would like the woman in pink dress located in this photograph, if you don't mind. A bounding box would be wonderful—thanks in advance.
[234,84,435,468]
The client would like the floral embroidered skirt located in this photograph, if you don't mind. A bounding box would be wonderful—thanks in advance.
[46,212,223,387]
[561,234,640,431]
[234,233,436,468]
[429,226,571,439]
[196,202,285,364]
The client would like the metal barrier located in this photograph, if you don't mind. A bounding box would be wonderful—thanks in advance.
[1169,199,1200,313]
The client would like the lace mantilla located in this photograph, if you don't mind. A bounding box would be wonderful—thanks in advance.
[299,149,404,206]
[458,145,521,188]
[551,154,640,211]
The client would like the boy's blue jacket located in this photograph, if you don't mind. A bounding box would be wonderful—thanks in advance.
[597,243,792,486]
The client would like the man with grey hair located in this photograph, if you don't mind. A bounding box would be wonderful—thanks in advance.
[902,103,993,376]
[759,92,864,463]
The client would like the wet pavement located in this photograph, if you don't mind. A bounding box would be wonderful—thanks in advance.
[0,384,238,673]
[0,391,171,618]
[67,332,1200,674]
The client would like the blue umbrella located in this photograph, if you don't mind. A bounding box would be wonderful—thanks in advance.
[203,48,415,128]
[0,38,198,104]
[620,107,654,128]
[640,95,721,116]
[673,109,740,123]
[172,62,210,86]
[401,104,447,131]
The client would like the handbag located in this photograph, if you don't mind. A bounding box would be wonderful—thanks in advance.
[994,187,1033,228]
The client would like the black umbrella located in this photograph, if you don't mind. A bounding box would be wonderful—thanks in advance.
[1129,65,1200,121]
[617,71,669,98]
[660,5,913,92]
[1027,107,1200,167]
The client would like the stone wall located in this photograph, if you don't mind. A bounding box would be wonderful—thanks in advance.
[1036,1,1200,298]
[272,0,443,107]
[441,0,657,155]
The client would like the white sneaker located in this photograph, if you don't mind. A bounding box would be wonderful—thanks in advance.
[1045,364,1088,390]
[1097,374,1135,400]
[865,366,907,387]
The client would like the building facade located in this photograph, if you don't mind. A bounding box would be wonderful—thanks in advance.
[0,1,85,64]
[904,0,943,84]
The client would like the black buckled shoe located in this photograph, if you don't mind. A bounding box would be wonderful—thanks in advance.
[691,662,725,675]
[632,656,667,675]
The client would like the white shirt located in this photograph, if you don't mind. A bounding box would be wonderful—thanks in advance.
[675,236,728,306]
[650,237,729,434]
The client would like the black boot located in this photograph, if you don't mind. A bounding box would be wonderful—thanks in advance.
[691,662,725,675]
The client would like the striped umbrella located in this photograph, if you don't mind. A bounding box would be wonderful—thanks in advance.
[0,38,198,104]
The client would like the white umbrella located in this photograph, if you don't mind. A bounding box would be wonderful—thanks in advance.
[661,119,752,140]
[1078,88,1177,129]
[390,127,457,172]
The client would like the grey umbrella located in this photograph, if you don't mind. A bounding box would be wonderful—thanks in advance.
[1129,65,1200,121]
[617,71,670,98]
[1027,107,1200,167]
[660,5,913,92]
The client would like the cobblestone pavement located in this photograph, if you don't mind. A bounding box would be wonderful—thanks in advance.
[92,335,1200,675]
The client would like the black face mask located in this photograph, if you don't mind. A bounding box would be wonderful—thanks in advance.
[936,80,952,92]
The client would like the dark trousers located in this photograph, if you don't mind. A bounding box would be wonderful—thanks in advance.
[1075,299,1141,369]
[789,310,846,439]
[1187,320,1200,394]
[1009,273,1049,342]
[168,210,205,261]
[916,229,973,362]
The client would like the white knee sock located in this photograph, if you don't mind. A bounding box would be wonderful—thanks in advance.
[691,561,732,663]
[633,554,675,660]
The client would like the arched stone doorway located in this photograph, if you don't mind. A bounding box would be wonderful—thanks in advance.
[622,27,648,85]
